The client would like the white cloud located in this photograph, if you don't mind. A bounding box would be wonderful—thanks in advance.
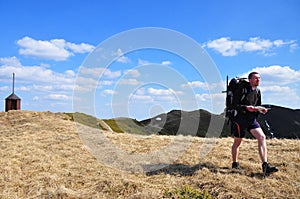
[155,95,177,102]
[262,86,300,108]
[0,86,9,92]
[101,89,116,96]
[65,70,76,76]
[136,88,145,95]
[98,80,114,86]
[205,37,297,56]
[181,81,208,89]
[119,78,140,85]
[46,94,70,100]
[115,48,131,63]
[289,43,298,52]
[79,66,121,79]
[205,37,243,56]
[0,57,76,105]
[148,88,183,96]
[0,65,74,85]
[73,76,99,92]
[129,94,153,102]
[261,85,293,93]
[33,96,39,101]
[189,65,300,113]
[138,59,150,65]
[79,67,105,78]
[17,86,31,91]
[17,36,95,61]
[0,56,22,67]
[65,42,95,53]
[136,59,172,66]
[105,65,300,115]
[195,93,210,101]
[242,65,300,85]
[161,60,171,65]
[0,57,75,85]
[181,81,224,93]
[148,88,164,95]
[127,87,184,105]
[124,69,140,77]
[104,69,122,79]
[238,65,300,110]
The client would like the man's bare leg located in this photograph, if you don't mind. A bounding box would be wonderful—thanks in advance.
[232,137,243,163]
[250,128,267,163]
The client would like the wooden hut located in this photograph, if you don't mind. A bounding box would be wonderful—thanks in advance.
[5,73,21,112]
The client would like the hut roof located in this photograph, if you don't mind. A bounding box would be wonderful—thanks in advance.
[5,93,21,100]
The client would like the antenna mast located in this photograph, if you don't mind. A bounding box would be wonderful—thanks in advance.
[12,73,15,93]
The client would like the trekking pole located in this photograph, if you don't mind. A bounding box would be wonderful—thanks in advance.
[222,75,228,94]
[264,120,274,139]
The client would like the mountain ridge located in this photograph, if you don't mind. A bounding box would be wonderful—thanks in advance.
[108,104,300,139]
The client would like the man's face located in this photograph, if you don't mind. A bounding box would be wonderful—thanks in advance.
[249,73,261,87]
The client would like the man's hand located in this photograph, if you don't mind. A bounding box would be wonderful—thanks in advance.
[246,106,268,114]
[246,105,257,112]
[256,106,268,114]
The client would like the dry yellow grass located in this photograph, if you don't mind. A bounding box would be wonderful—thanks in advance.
[0,110,299,198]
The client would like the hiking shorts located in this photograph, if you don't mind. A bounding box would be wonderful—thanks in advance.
[231,117,260,138]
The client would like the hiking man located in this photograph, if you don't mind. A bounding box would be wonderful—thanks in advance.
[231,72,278,175]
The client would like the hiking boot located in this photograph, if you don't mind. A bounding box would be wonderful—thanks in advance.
[262,162,278,175]
[232,162,241,169]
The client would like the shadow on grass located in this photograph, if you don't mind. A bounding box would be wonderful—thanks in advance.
[144,163,229,176]
[144,163,266,179]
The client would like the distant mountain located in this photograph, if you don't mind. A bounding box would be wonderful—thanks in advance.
[257,105,300,139]
[140,109,230,137]
[104,105,300,139]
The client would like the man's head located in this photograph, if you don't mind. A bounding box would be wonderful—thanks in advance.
[248,72,261,87]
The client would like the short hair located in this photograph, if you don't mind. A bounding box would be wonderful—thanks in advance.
[248,71,259,79]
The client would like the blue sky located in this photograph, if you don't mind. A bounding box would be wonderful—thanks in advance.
[0,0,299,120]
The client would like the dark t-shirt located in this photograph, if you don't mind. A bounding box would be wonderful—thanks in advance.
[233,81,261,120]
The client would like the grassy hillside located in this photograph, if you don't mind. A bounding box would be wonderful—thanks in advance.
[103,118,153,135]
[1,110,299,198]
[64,112,103,129]
[65,112,154,135]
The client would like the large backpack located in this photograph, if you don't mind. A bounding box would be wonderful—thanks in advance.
[224,76,249,121]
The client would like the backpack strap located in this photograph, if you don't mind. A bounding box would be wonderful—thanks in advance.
[240,86,248,102]
[255,88,261,106]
